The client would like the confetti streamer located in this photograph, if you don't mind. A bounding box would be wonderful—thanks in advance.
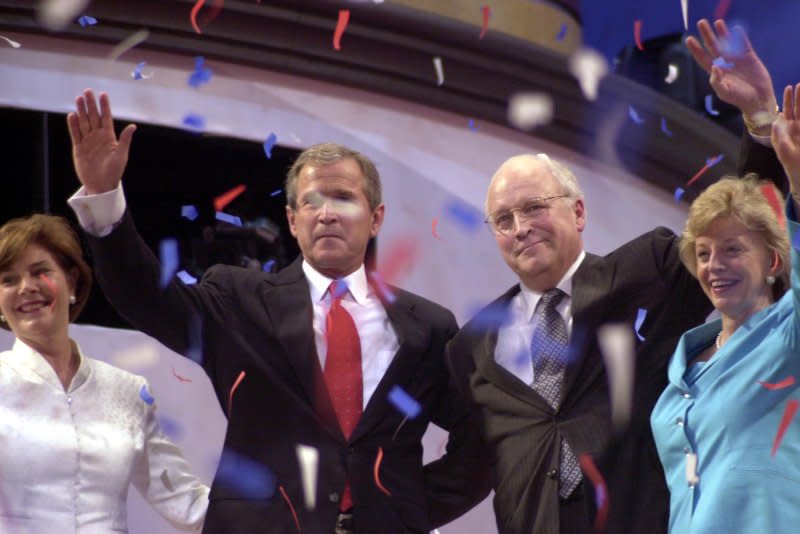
[262,259,276,272]
[172,366,193,383]
[181,205,199,221]
[198,0,225,29]
[758,376,796,390]
[0,35,21,48]
[704,95,720,116]
[176,270,197,285]
[712,57,735,70]
[388,385,422,419]
[760,183,786,229]
[107,29,149,61]
[158,416,183,439]
[188,56,212,88]
[270,189,282,197]
[685,452,700,485]
[369,271,396,304]
[295,445,319,510]
[674,187,685,202]
[556,23,567,41]
[279,486,301,532]
[216,449,277,498]
[139,383,155,405]
[77,15,97,27]
[432,56,445,86]
[771,399,799,457]
[215,212,242,226]
[431,218,443,240]
[189,0,205,34]
[598,324,635,432]
[160,469,175,492]
[38,0,90,31]
[444,198,483,233]
[465,302,513,332]
[214,184,247,212]
[185,313,204,364]
[686,160,713,187]
[479,4,491,39]
[660,117,673,137]
[628,105,645,125]
[263,133,277,159]
[228,370,246,417]
[568,48,609,101]
[373,447,392,496]
[579,453,609,531]
[634,308,647,341]
[664,64,679,84]
[714,0,732,20]
[507,92,554,131]
[706,154,724,168]
[680,0,688,31]
[159,238,179,288]
[131,61,148,80]
[633,20,644,51]
[333,9,350,51]
[182,113,206,131]
[375,236,418,286]
[468,118,479,131]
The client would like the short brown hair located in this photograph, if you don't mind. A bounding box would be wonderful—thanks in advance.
[0,214,92,328]
[285,143,382,210]
[680,175,790,301]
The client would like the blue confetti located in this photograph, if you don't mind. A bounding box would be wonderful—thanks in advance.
[718,29,746,57]
[634,308,647,341]
[465,303,512,332]
[388,385,422,419]
[132,61,146,80]
[370,272,396,304]
[628,105,644,125]
[262,259,276,272]
[793,228,800,250]
[513,347,531,370]
[158,416,183,440]
[263,133,277,159]
[706,154,724,168]
[216,449,277,499]
[270,189,282,197]
[159,238,179,289]
[182,113,205,132]
[704,95,719,116]
[215,211,242,226]
[444,199,483,233]
[139,383,155,405]
[185,313,204,365]
[711,57,734,70]
[674,187,685,202]
[78,15,97,27]
[556,23,567,41]
[468,118,479,131]
[181,204,199,221]
[188,56,212,88]
[176,270,198,285]
[660,117,673,137]
[329,279,350,299]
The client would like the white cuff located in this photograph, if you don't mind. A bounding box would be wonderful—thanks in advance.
[67,184,127,237]
[750,131,773,147]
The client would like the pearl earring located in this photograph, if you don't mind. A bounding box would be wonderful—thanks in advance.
[69,295,76,305]
[766,275,776,286]
[0,314,5,322]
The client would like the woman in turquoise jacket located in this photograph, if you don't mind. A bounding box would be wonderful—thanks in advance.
[651,82,800,533]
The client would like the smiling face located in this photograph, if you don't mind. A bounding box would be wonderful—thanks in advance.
[486,157,585,291]
[286,157,384,278]
[0,243,76,344]
[695,216,776,324]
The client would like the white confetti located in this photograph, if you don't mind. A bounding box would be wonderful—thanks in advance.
[664,64,679,84]
[507,92,554,130]
[0,35,21,48]
[37,0,90,31]
[685,452,700,486]
[111,343,159,371]
[568,47,609,102]
[296,444,319,510]
[108,29,150,61]
[680,0,689,32]
[432,56,445,86]
[598,324,635,432]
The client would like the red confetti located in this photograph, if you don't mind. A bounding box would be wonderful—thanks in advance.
[228,370,246,417]
[172,366,193,383]
[761,183,787,230]
[39,273,57,311]
[634,20,644,51]
[771,399,799,457]
[431,218,442,240]
[213,184,247,212]
[714,0,732,20]
[279,485,301,532]
[378,236,418,286]
[200,0,224,28]
[333,9,350,51]
[189,0,205,34]
[686,163,711,188]
[373,446,392,496]
[479,5,491,39]
[579,453,609,532]
[759,376,796,390]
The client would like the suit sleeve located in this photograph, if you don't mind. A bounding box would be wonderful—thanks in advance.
[738,132,788,194]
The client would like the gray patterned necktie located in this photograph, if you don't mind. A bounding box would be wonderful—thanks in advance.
[530,288,582,498]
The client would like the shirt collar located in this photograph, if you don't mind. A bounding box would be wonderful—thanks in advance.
[518,250,586,322]
[9,337,90,392]
[301,260,370,305]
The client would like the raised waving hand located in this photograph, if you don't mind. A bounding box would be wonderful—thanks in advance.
[773,84,800,197]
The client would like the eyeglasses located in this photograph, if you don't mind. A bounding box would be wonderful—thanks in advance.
[485,195,570,236]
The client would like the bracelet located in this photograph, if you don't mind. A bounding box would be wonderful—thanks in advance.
[743,105,780,133]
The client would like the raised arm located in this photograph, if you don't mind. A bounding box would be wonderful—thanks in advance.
[773,84,800,208]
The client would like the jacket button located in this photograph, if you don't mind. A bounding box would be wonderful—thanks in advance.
[547,468,558,479]
[329,492,340,503]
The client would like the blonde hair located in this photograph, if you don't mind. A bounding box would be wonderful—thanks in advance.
[680,175,789,300]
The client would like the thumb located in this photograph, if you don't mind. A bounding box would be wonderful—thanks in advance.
[118,123,137,155]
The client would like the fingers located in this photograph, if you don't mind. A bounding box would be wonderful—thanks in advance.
[784,85,794,121]
[118,124,137,156]
[686,35,713,73]
[75,93,91,137]
[795,83,800,122]
[66,112,82,146]
[729,25,754,55]
[697,19,722,58]
[98,92,115,130]
[84,88,102,130]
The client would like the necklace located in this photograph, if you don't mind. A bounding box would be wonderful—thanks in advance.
[715,331,723,349]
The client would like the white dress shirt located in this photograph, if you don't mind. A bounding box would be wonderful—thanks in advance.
[68,184,399,410]
[494,251,586,386]
[0,338,209,533]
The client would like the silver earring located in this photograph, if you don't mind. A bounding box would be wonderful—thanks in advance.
[69,295,76,305]
[0,314,5,322]
[766,275,776,286]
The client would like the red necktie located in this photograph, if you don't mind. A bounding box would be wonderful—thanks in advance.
[324,280,363,510]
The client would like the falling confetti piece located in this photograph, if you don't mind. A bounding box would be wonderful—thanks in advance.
[0,35,21,48]
[465,302,513,332]
[108,29,149,61]
[568,48,609,101]
[131,61,147,80]
[507,92,554,131]
[39,273,57,311]
[598,324,635,432]
[172,366,193,383]
[263,133,277,158]
[176,270,198,285]
[159,238,179,288]
[712,57,734,70]
[182,113,206,131]
[189,0,205,34]
[761,183,787,229]
[188,56,212,88]
[181,205,199,221]
[771,399,799,457]
[758,376,796,390]
[278,486,301,531]
[705,154,724,168]
[333,9,350,51]
[444,198,483,233]
[373,447,392,496]
[38,0,90,31]
[329,279,350,300]
[633,20,644,51]
[468,118,479,131]
[674,187,685,202]
[185,313,204,364]
[158,416,183,439]
[77,15,97,27]
[388,385,422,419]
[479,4,491,39]
[634,308,647,341]
[369,271,396,304]
[270,189,282,197]
[660,117,673,137]
[228,370,246,417]
[112,343,159,369]
[556,23,567,41]
[375,236,418,286]
[685,452,700,485]
[296,445,319,510]
[718,29,746,57]
[793,228,800,250]
[628,105,644,125]
[680,0,688,31]
[160,469,175,492]
[216,449,277,498]
[262,259,276,272]
[139,383,155,405]
[579,454,609,531]
[664,64,679,84]
[431,218,443,240]
[215,212,242,226]
[714,0,732,21]
[432,56,445,86]
[214,184,247,212]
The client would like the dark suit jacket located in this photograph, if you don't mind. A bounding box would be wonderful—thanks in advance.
[84,211,475,534]
[436,133,787,534]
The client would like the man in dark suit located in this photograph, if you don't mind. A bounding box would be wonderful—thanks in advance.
[64,89,485,533]
[435,19,786,534]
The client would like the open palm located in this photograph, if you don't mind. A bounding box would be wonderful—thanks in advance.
[773,84,800,189]
[67,89,136,195]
